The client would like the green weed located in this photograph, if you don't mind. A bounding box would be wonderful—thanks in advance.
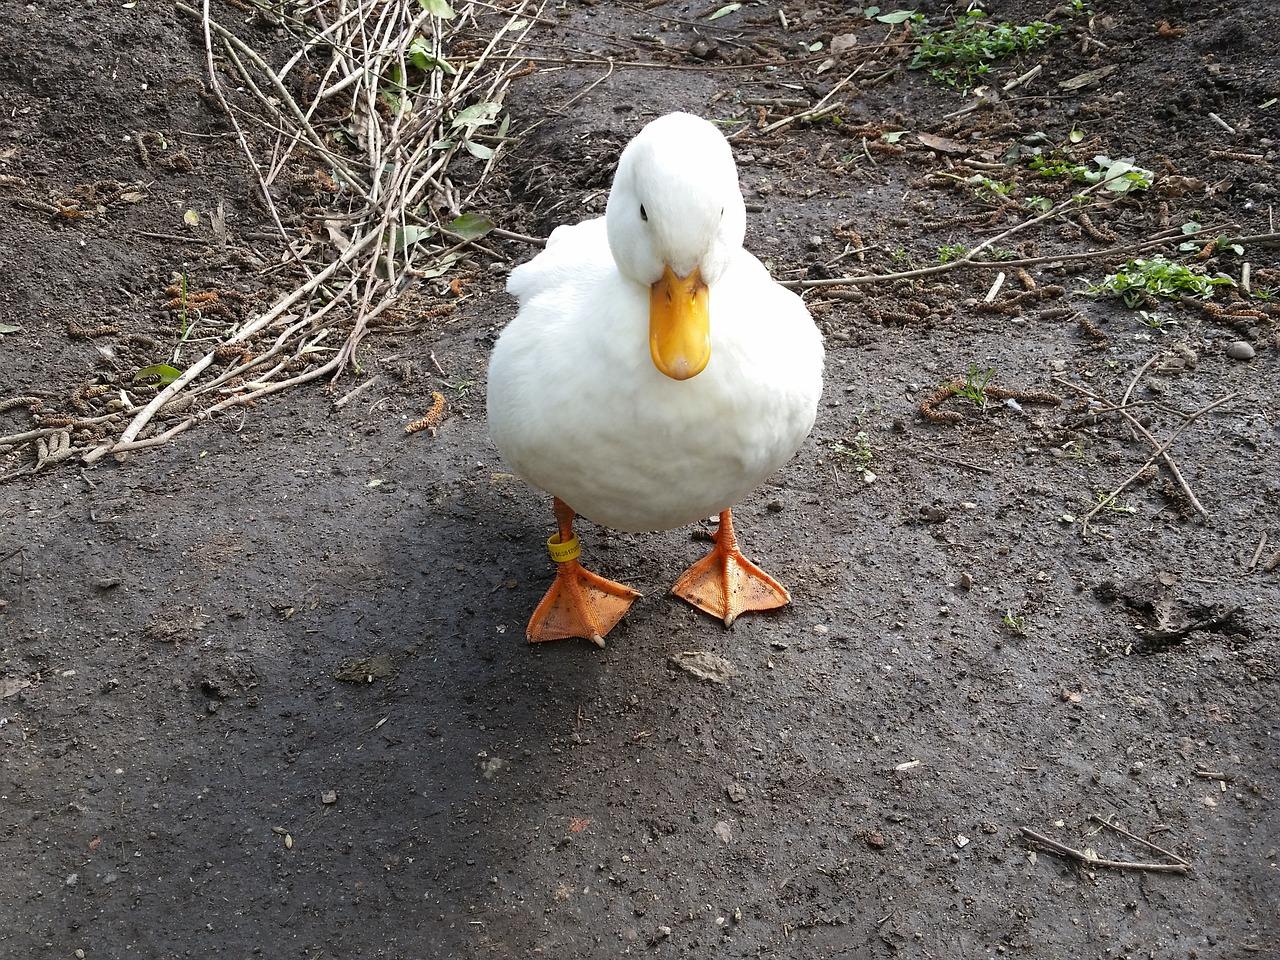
[1029,153,1154,193]
[1002,610,1027,635]
[831,431,877,483]
[956,364,995,408]
[937,243,968,264]
[1136,310,1177,333]
[910,10,1059,91]
[1093,490,1136,515]
[1085,256,1235,307]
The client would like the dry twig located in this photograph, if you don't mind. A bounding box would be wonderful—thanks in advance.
[1020,827,1190,874]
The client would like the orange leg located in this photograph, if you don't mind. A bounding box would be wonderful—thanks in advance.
[527,498,641,648]
[672,509,790,627]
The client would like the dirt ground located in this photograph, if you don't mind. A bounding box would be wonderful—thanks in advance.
[2,1,1278,957]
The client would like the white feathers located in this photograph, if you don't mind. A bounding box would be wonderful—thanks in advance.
[487,113,823,533]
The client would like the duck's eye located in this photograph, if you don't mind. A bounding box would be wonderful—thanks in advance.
[639,204,648,222]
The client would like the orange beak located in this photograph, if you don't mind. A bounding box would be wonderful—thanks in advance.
[649,266,710,381]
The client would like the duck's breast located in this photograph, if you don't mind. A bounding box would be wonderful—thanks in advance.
[488,244,823,532]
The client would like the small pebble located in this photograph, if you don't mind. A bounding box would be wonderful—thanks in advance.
[866,831,887,849]
[321,790,337,805]
[1226,340,1255,360]
[766,500,784,513]
[812,624,829,635]
[958,572,974,591]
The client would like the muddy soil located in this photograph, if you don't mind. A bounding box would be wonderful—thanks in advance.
[2,1,1278,958]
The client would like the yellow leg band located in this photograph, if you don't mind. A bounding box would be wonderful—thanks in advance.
[547,534,581,564]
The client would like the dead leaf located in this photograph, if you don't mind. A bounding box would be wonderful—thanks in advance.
[830,33,858,54]
[916,132,968,154]
[1059,65,1118,91]
[569,817,591,833]
[1160,175,1204,198]
[0,677,31,699]
[669,651,736,685]
[713,820,732,844]
[324,219,351,253]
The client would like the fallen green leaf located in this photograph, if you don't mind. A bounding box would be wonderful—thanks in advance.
[881,130,909,143]
[448,212,495,240]
[0,322,22,334]
[183,209,199,226]
[452,101,501,130]
[417,0,454,18]
[396,224,435,250]
[464,140,495,160]
[409,38,457,74]
[134,363,183,385]
[1068,126,1084,143]
[876,10,916,24]
[707,2,741,20]
[417,252,462,279]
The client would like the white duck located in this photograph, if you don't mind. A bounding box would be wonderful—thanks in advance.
[487,112,823,647]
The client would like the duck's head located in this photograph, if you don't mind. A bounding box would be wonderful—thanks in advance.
[606,112,747,381]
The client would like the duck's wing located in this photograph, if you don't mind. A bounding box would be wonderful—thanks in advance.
[506,217,613,304]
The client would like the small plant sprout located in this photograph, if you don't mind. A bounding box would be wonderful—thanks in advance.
[1176,223,1243,256]
[956,364,996,408]
[1136,310,1176,333]
[1085,256,1235,308]
[1093,490,1136,515]
[1002,610,1027,635]
[910,10,1060,91]
[831,431,877,483]
[966,174,1015,198]
[937,243,968,264]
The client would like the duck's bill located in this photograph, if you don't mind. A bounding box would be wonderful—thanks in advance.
[649,266,710,381]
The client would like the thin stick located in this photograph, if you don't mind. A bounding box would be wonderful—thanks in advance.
[333,375,382,410]
[781,223,1270,290]
[919,451,995,475]
[1088,815,1190,866]
[1207,112,1236,135]
[1247,533,1268,572]
[558,58,614,110]
[757,68,860,136]
[1052,376,1208,519]
[1020,827,1190,874]
[984,271,1006,303]
[1080,393,1237,534]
